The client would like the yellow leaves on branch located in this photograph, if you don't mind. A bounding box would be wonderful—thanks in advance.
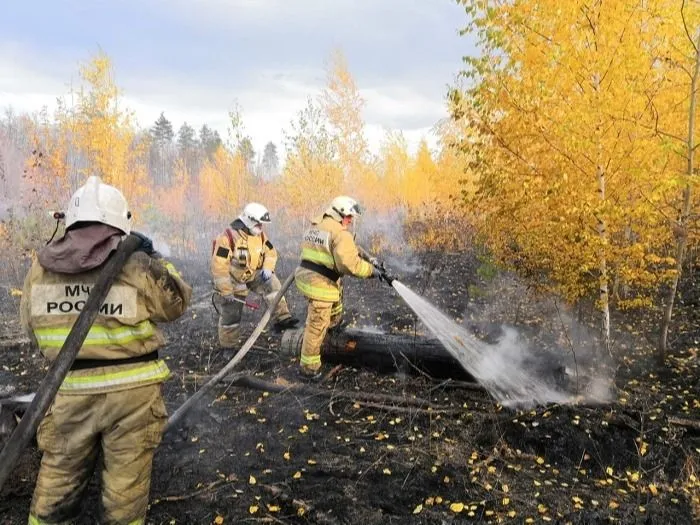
[454,0,700,305]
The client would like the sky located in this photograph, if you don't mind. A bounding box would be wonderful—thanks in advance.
[0,0,474,157]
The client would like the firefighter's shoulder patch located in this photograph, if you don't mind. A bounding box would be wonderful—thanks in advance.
[216,246,230,258]
[265,240,273,249]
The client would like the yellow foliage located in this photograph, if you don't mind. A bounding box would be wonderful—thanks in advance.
[453,0,697,305]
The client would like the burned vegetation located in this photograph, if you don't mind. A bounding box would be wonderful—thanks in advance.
[0,252,699,524]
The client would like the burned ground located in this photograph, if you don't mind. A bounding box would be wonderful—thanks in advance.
[0,251,698,524]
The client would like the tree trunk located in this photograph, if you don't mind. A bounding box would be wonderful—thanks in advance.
[658,29,700,363]
[593,71,611,356]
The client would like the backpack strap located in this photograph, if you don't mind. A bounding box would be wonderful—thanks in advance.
[225,228,238,251]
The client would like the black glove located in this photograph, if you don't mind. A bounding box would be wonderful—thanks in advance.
[131,231,160,258]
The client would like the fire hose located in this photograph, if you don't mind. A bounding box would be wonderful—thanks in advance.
[0,234,142,490]
[165,272,295,433]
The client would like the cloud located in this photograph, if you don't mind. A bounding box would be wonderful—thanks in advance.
[0,0,470,156]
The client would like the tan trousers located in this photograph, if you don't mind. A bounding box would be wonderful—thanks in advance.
[300,298,343,372]
[29,384,167,525]
[218,272,292,348]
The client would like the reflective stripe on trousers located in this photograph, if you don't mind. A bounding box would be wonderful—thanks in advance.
[29,516,144,525]
[59,360,170,393]
[300,248,335,267]
[295,279,340,302]
[33,320,155,349]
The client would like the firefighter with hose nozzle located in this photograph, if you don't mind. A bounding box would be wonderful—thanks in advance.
[20,175,192,524]
[210,202,299,348]
[294,195,395,381]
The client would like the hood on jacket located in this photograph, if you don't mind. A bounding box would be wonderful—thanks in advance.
[230,218,252,236]
[38,223,124,274]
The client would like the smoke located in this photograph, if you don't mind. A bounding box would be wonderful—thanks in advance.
[355,208,425,274]
[391,281,613,408]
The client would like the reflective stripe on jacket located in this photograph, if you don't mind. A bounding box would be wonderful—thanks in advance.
[210,224,277,296]
[295,215,373,302]
[20,251,192,394]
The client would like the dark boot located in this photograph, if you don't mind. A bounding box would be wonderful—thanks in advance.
[296,367,324,383]
[273,315,300,332]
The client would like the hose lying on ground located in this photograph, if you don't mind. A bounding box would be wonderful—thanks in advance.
[0,234,142,491]
[165,273,295,433]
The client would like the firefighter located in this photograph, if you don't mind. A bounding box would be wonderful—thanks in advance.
[295,195,384,380]
[20,175,192,524]
[210,202,298,347]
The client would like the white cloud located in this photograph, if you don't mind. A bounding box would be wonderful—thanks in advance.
[0,41,447,158]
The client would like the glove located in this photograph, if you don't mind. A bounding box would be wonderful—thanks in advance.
[131,231,158,257]
[261,269,273,282]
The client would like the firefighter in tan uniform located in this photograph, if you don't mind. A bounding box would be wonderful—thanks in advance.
[20,176,192,525]
[295,196,383,380]
[210,202,298,347]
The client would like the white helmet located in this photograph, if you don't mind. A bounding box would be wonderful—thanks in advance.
[325,195,362,221]
[64,175,132,234]
[239,202,271,231]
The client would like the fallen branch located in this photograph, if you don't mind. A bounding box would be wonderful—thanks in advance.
[224,375,462,411]
[153,478,235,503]
[668,417,700,430]
[433,379,488,393]
[350,400,463,415]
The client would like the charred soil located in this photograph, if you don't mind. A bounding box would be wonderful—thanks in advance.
[0,252,698,524]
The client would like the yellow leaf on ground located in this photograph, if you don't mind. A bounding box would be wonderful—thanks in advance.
[248,505,258,514]
[268,505,280,512]
[449,502,464,513]
[283,451,290,460]
[293,471,302,479]
[413,504,423,514]
[248,475,256,485]
[648,484,658,496]
[214,516,224,525]
[383,468,392,475]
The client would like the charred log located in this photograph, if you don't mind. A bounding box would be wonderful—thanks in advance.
[281,327,476,381]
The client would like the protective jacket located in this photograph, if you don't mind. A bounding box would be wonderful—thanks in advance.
[211,219,278,296]
[295,215,373,302]
[20,225,192,395]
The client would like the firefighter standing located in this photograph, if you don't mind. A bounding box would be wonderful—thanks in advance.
[295,196,384,380]
[210,202,298,347]
[20,176,192,524]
